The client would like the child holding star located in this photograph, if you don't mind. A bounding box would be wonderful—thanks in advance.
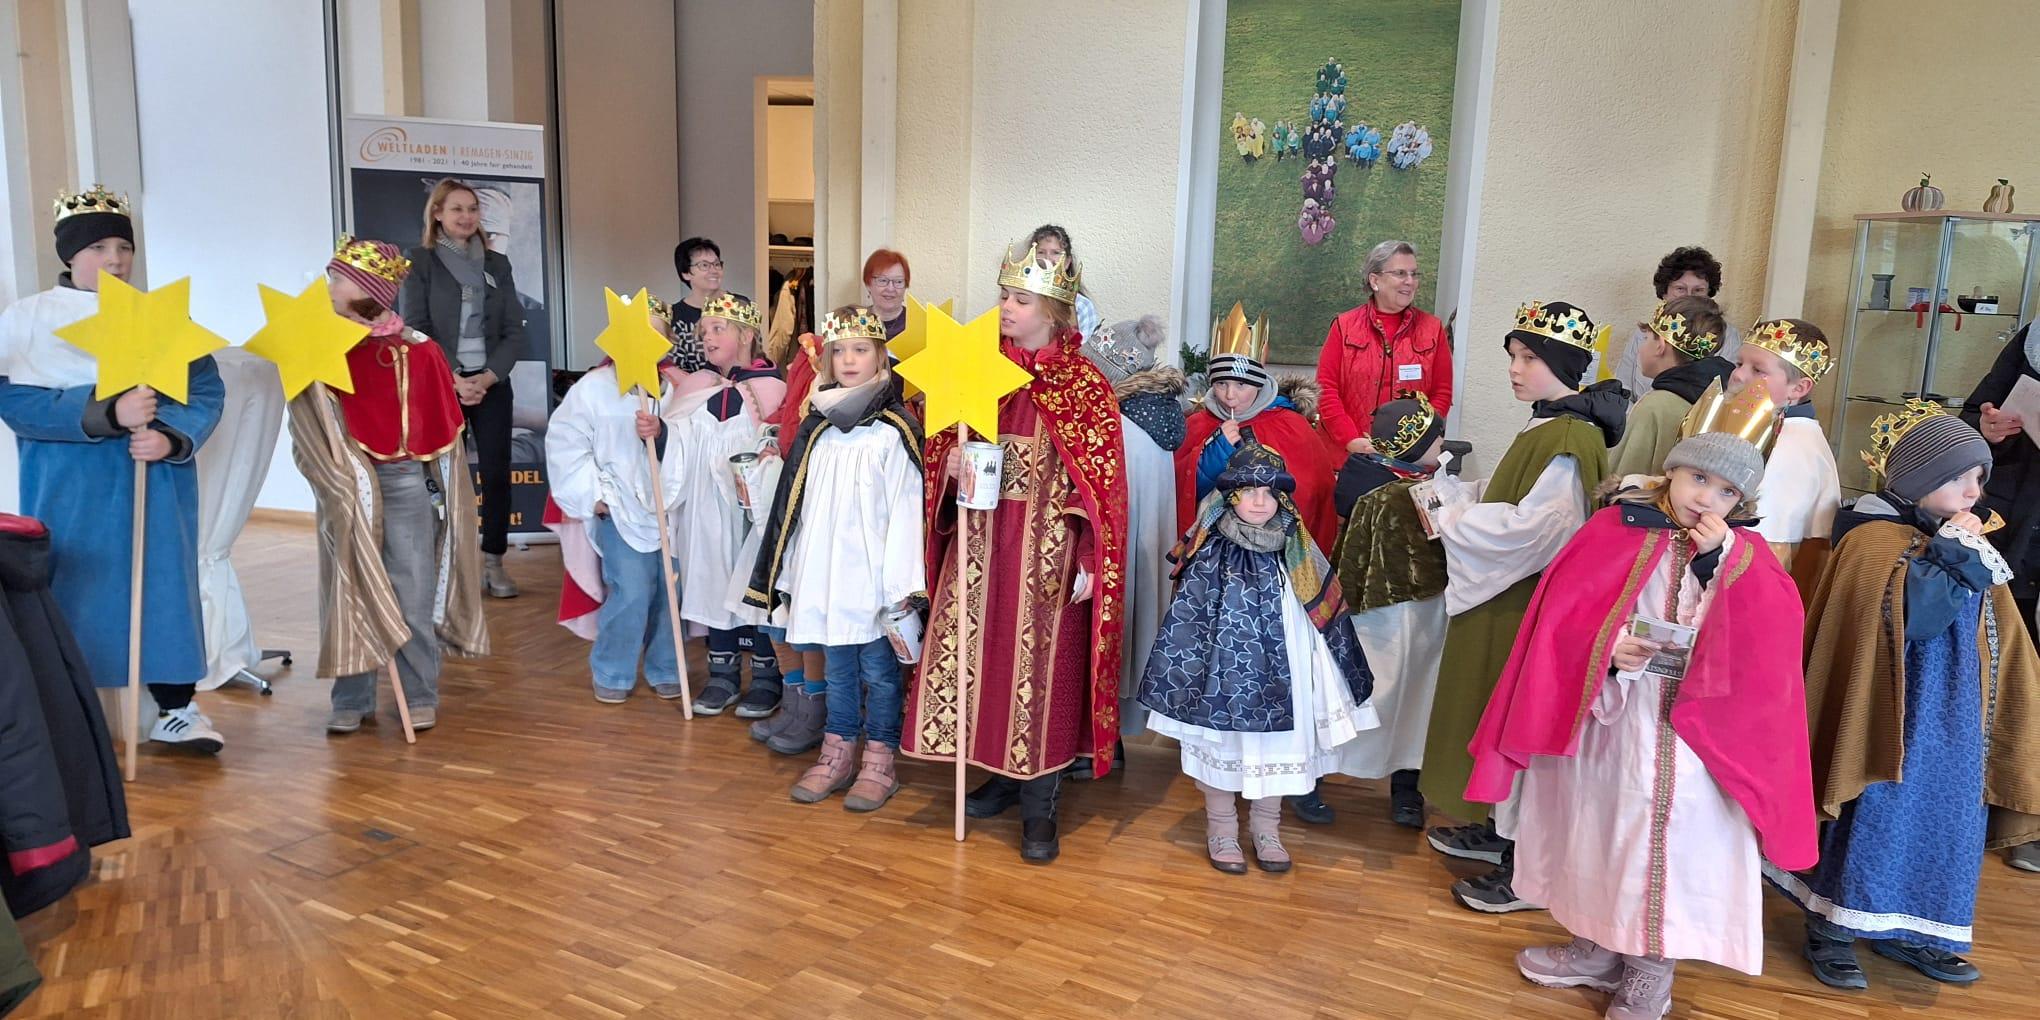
[0,184,226,753]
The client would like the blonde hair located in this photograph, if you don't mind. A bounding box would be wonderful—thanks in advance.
[421,179,479,247]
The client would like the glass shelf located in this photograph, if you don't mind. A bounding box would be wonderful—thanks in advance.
[1855,307,2021,316]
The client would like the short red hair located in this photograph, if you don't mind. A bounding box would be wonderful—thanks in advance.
[862,248,911,288]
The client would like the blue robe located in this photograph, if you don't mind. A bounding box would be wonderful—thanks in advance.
[0,361,223,688]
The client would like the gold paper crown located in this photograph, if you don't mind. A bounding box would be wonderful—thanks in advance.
[1649,301,1722,360]
[1378,389,1439,461]
[1679,379,1782,455]
[644,294,673,324]
[1210,302,1271,363]
[1745,318,1832,381]
[54,184,130,222]
[997,242,1081,305]
[822,306,888,345]
[331,234,412,285]
[1860,399,1952,488]
[1511,300,1597,351]
[702,292,762,330]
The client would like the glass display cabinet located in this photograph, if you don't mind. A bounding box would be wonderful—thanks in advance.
[1833,210,2040,493]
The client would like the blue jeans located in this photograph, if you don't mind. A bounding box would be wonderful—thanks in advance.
[824,638,902,745]
[590,515,679,693]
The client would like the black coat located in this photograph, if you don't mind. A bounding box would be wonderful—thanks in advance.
[1962,324,2040,599]
[398,244,528,382]
[0,518,128,918]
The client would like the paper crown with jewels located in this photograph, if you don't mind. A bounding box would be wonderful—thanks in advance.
[1511,300,1597,351]
[702,292,762,330]
[331,234,412,285]
[1650,301,1722,360]
[997,242,1081,306]
[54,184,130,222]
[1679,379,1782,455]
[821,305,889,345]
[1745,318,1832,381]
[644,294,673,325]
[1378,389,1440,461]
[1209,302,1271,363]
[1860,398,1954,487]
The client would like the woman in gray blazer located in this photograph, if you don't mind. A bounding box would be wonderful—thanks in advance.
[399,178,528,598]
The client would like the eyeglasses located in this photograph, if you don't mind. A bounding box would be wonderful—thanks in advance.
[1376,269,1422,281]
[690,259,723,270]
[870,276,907,289]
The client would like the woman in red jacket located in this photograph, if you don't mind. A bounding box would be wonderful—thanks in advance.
[1316,240,1453,454]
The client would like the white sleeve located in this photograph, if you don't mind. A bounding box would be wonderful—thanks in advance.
[878,441,928,607]
[1076,294,1103,340]
[1434,454,1586,615]
[655,392,693,511]
[542,382,606,520]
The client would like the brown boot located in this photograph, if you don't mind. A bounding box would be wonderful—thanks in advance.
[790,733,856,803]
[843,741,900,812]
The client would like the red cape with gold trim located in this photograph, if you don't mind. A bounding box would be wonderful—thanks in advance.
[1177,406,1338,554]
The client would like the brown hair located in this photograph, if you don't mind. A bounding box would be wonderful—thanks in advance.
[1655,295,1727,364]
[345,295,386,321]
[421,179,479,247]
[1775,317,1825,384]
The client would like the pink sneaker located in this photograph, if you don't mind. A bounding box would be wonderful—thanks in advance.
[1516,938,1624,992]
[1605,956,1675,1020]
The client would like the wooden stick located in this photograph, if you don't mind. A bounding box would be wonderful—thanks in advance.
[387,661,416,744]
[642,389,693,718]
[124,459,145,782]
[953,421,971,842]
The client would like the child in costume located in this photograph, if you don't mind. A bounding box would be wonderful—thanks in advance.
[1420,300,1627,914]
[665,293,787,718]
[544,295,689,703]
[0,185,226,752]
[1140,442,1376,873]
[746,328,832,756]
[1773,402,2040,990]
[1466,381,1817,1019]
[290,237,488,734]
[1728,318,1840,579]
[1322,390,1448,829]
[1177,303,1338,553]
[743,306,924,811]
[1606,297,1731,479]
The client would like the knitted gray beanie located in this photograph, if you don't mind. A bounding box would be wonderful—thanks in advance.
[1662,432,1766,500]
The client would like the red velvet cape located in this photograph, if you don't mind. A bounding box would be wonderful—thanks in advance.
[1177,406,1338,554]
[1464,506,1819,871]
[333,332,465,462]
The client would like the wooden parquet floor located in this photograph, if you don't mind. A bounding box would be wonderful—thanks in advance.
[13,519,2040,1018]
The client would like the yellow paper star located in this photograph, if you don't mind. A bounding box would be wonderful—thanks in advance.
[53,272,227,402]
[890,294,954,399]
[243,278,368,399]
[895,304,1031,441]
[594,287,671,397]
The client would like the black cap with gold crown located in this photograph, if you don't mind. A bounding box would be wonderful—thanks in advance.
[53,184,134,265]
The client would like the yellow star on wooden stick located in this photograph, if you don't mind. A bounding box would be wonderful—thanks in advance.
[890,294,954,399]
[53,272,227,402]
[896,304,1031,441]
[243,277,368,399]
[594,287,671,397]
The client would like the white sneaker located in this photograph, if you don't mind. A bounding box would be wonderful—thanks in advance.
[149,704,224,753]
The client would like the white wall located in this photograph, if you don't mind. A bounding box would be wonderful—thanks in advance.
[417,0,493,121]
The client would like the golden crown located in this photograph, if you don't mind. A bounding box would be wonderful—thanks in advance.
[1210,302,1271,363]
[997,242,1081,305]
[822,306,888,345]
[645,294,673,324]
[1679,379,1782,455]
[1745,318,1832,381]
[1860,399,1952,488]
[1378,389,1439,461]
[54,184,130,222]
[1512,300,1596,351]
[702,292,762,330]
[1649,301,1721,360]
[331,234,411,284]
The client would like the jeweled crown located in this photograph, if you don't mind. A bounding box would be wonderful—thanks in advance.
[54,184,130,222]
[1650,301,1721,360]
[332,234,412,285]
[1679,379,1782,455]
[1379,389,1439,461]
[1861,399,1952,487]
[645,294,673,325]
[1512,300,1597,351]
[1745,318,1832,381]
[702,292,762,330]
[822,306,888,345]
[1210,302,1271,363]
[997,242,1081,306]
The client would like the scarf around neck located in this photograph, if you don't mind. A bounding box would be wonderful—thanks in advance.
[435,235,490,337]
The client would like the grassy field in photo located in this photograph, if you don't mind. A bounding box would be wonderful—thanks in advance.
[1213,0,1460,364]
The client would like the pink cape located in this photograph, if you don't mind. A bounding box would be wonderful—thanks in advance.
[543,495,603,640]
[1463,506,1819,871]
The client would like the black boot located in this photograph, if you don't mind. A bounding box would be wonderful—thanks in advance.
[734,651,783,719]
[692,652,742,715]
[1019,772,1063,864]
[1287,779,1335,825]
[964,775,1022,818]
[1389,769,1425,829]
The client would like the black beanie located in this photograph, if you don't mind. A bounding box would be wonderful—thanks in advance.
[55,211,133,265]
[1369,396,1443,462]
[1504,300,1597,391]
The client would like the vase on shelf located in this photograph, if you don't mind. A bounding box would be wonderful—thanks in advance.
[1901,173,1944,212]
[1984,178,2015,214]
[1869,274,1895,309]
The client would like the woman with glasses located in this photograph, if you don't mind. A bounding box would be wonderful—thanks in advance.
[669,237,750,375]
[1315,240,1453,457]
[863,249,912,338]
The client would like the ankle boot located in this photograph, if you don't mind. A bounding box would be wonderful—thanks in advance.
[1018,772,1062,864]
[1249,797,1292,873]
[763,686,827,755]
[843,741,901,812]
[790,733,857,803]
[693,652,742,715]
[734,653,783,719]
[1389,768,1426,829]
[482,552,519,598]
[1197,781,1246,874]
[965,775,1023,818]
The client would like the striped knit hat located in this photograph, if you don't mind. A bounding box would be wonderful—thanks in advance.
[1884,413,1992,502]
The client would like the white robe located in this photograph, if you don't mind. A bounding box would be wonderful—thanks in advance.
[1430,418,1589,616]
[668,384,774,632]
[1506,531,1765,975]
[1753,416,1839,546]
[543,365,689,554]
[1335,594,1447,777]
[774,421,924,647]
[1117,415,1178,732]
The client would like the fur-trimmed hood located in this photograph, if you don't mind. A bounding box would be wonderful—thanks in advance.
[1277,375,1320,420]
[1114,364,1187,400]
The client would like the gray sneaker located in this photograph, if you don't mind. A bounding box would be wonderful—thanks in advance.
[594,686,631,705]
[410,705,437,730]
[1606,956,1676,1020]
[1516,938,1623,992]
[326,709,370,734]
[650,682,685,701]
[2009,841,2040,872]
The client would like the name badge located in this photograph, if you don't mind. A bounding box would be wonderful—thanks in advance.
[1397,363,1423,381]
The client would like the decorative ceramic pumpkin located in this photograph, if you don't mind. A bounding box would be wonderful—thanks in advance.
[1985,178,2016,214]
[1901,173,1945,212]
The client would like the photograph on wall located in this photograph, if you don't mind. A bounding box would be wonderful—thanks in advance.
[1208,0,1460,366]
[344,116,556,538]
